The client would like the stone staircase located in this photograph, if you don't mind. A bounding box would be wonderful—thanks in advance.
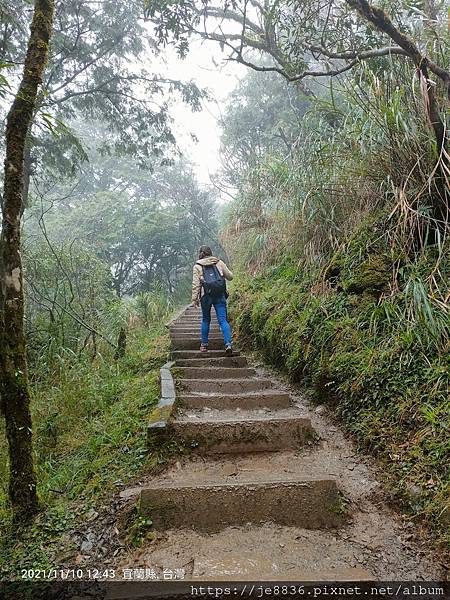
[138,306,372,580]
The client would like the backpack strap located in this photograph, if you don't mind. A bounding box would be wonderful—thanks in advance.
[196,262,223,276]
[195,262,205,277]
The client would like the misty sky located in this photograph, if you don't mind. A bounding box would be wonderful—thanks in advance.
[157,38,244,187]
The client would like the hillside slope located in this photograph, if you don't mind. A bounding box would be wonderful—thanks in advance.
[229,213,449,548]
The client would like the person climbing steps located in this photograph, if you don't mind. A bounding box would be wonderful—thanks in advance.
[192,245,234,355]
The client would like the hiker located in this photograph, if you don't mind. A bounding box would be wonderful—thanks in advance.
[192,246,234,355]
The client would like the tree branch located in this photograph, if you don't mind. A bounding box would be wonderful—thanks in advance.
[310,45,407,60]
[346,0,450,96]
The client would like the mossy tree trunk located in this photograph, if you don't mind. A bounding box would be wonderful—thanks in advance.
[0,0,55,520]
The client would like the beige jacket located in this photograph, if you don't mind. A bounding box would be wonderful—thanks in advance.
[192,256,233,303]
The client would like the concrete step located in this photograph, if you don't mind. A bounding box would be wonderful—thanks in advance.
[139,477,344,532]
[171,318,217,324]
[170,326,221,333]
[177,390,291,410]
[172,329,223,336]
[172,338,230,350]
[172,318,215,322]
[177,366,256,379]
[171,333,224,340]
[190,563,372,582]
[175,356,248,368]
[171,414,314,454]
[172,321,216,327]
[178,378,273,394]
[171,315,202,320]
[171,350,241,359]
[173,322,222,329]
[175,315,216,321]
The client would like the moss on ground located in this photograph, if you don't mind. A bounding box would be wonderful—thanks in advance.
[230,220,450,548]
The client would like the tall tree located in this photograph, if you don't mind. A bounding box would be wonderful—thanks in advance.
[220,68,310,183]
[27,141,220,298]
[0,0,55,519]
[149,0,450,225]
[1,0,205,210]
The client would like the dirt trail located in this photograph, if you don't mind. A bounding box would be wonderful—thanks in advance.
[116,307,446,581]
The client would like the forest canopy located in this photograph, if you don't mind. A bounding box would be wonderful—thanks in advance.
[0,0,449,570]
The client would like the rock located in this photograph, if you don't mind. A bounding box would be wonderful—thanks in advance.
[407,484,422,499]
[81,540,93,552]
[119,486,141,499]
[346,255,390,296]
[222,465,238,477]
[315,405,326,415]
[406,484,423,513]
[85,509,99,522]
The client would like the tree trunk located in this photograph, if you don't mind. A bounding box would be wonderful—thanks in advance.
[0,0,55,520]
[21,133,33,217]
[115,327,127,360]
[346,0,449,226]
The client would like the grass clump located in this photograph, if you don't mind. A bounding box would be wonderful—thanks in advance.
[0,325,170,579]
[230,217,450,547]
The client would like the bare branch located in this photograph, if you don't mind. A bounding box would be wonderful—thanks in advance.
[310,45,407,60]
[227,53,358,82]
[199,6,264,35]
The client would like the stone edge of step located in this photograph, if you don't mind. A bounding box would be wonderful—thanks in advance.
[147,360,177,446]
[138,478,347,532]
[164,304,191,329]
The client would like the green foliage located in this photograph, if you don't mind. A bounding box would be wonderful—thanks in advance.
[230,235,450,546]
[0,324,170,578]
[126,515,155,547]
[222,54,449,273]
[219,68,310,187]
[133,290,174,326]
[24,239,116,368]
[25,148,219,298]
[2,0,206,175]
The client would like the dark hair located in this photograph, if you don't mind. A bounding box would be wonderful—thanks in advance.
[198,245,212,259]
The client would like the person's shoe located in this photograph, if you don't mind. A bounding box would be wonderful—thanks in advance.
[225,344,233,356]
[200,343,208,353]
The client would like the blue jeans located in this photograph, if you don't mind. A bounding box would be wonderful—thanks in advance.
[200,294,232,346]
